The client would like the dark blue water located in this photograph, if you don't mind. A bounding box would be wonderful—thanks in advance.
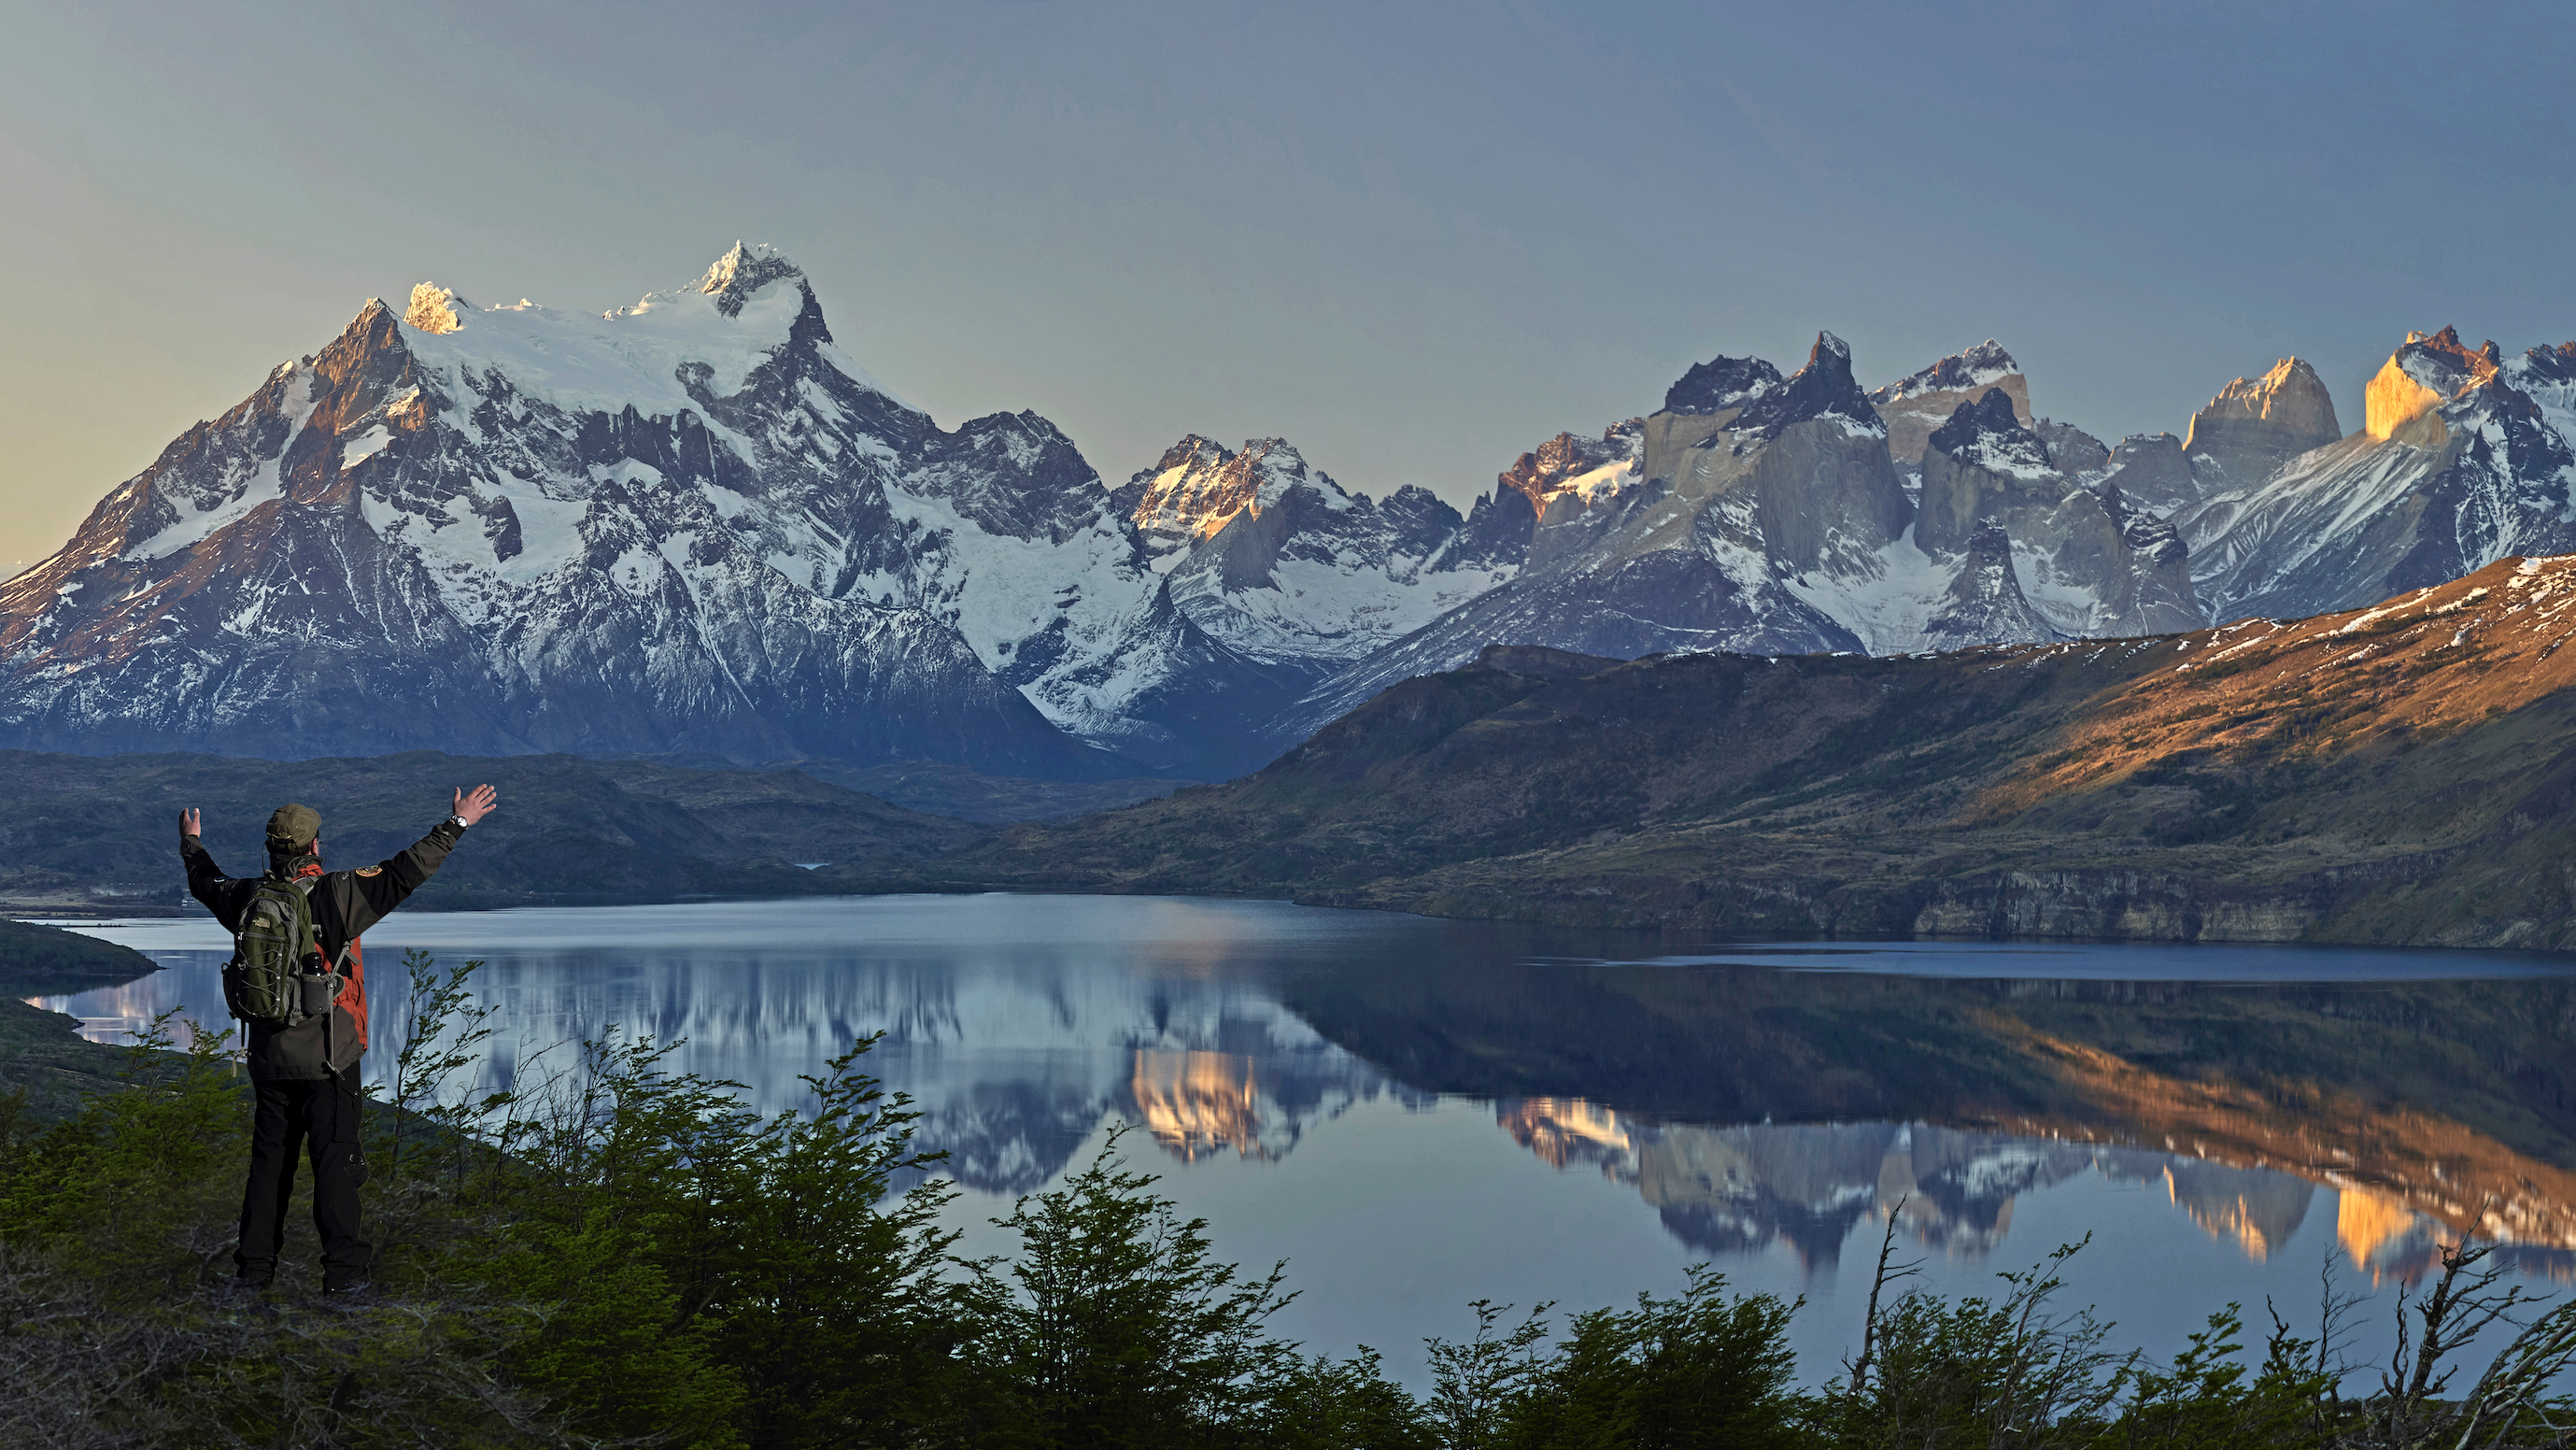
[32,895,2576,1390]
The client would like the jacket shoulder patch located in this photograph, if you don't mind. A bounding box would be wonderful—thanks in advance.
[354,866,383,877]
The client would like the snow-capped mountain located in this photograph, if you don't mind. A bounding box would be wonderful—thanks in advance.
[1483,420,1649,568]
[1867,338,2031,463]
[2178,327,2576,620]
[1269,336,2204,746]
[23,239,2568,787]
[1036,435,1521,775]
[0,247,1148,773]
[0,245,1519,779]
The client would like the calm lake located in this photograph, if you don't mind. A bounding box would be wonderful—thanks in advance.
[32,894,2576,1391]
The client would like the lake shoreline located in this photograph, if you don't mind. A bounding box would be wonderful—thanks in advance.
[21,874,2576,960]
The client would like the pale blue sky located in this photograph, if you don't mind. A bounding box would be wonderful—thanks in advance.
[4,0,2571,569]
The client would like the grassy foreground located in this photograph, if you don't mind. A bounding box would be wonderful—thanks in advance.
[6,957,2576,1448]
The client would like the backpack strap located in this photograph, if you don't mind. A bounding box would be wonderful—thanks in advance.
[291,875,327,969]
[298,875,358,993]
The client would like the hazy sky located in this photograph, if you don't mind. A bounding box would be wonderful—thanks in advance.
[5,1,2572,571]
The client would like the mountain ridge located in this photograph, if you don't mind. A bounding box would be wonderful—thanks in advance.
[12,241,2576,801]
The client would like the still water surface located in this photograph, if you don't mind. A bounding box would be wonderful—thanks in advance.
[34,894,2576,1389]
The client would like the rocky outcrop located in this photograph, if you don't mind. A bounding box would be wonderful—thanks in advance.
[1921,519,2055,647]
[2090,486,2199,634]
[2099,433,2197,514]
[2182,357,2343,492]
[1918,391,2060,555]
[1868,340,2031,463]
[2033,419,2111,477]
[1918,391,2201,637]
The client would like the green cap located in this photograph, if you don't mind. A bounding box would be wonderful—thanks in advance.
[265,803,321,854]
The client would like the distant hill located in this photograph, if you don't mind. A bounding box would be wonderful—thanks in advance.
[0,919,163,1121]
[0,750,982,914]
[922,555,2576,950]
[0,916,157,988]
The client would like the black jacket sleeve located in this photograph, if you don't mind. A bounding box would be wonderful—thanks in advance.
[330,818,466,938]
[180,833,253,932]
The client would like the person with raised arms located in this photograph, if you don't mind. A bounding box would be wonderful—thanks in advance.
[178,784,498,1296]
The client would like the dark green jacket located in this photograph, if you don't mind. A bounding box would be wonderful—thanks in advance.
[182,818,465,1080]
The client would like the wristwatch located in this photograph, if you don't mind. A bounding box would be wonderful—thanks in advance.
[448,814,470,830]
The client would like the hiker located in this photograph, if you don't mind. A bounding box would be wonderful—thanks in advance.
[179,786,498,1295]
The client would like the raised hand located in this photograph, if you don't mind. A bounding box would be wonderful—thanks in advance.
[453,784,498,827]
[180,807,202,837]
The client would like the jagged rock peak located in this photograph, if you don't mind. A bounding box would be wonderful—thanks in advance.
[1867,339,2020,405]
[698,241,804,318]
[1867,339,2031,464]
[1729,331,1882,441]
[2099,432,2196,513]
[1928,388,2054,478]
[2183,356,2342,485]
[2190,358,2341,434]
[2368,326,2505,442]
[1924,517,2055,647]
[1129,435,1347,545]
[2033,418,2110,476]
[403,283,470,334]
[2399,325,2500,391]
[1150,434,1232,475]
[1496,420,1644,509]
[1663,355,1783,416]
[2517,341,2576,385]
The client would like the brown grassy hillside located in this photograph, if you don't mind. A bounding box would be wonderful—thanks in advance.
[922,555,2576,947]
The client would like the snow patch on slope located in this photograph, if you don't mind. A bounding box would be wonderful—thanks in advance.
[126,366,320,562]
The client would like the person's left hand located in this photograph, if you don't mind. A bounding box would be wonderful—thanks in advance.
[179,808,201,837]
[453,784,498,827]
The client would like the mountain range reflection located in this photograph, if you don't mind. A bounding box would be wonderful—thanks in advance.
[1342,963,2576,1286]
[1499,1101,2324,1268]
[30,913,2576,1287]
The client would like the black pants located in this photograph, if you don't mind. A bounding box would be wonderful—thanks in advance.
[237,1064,370,1287]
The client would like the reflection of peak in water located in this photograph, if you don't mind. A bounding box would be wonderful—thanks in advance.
[1300,956,2576,1280]
[879,972,1425,1195]
[1129,1050,1271,1162]
[2159,1159,2314,1262]
[1496,1102,2079,1266]
[64,949,1425,1201]
[1500,1098,1633,1174]
[1494,1101,2351,1271]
